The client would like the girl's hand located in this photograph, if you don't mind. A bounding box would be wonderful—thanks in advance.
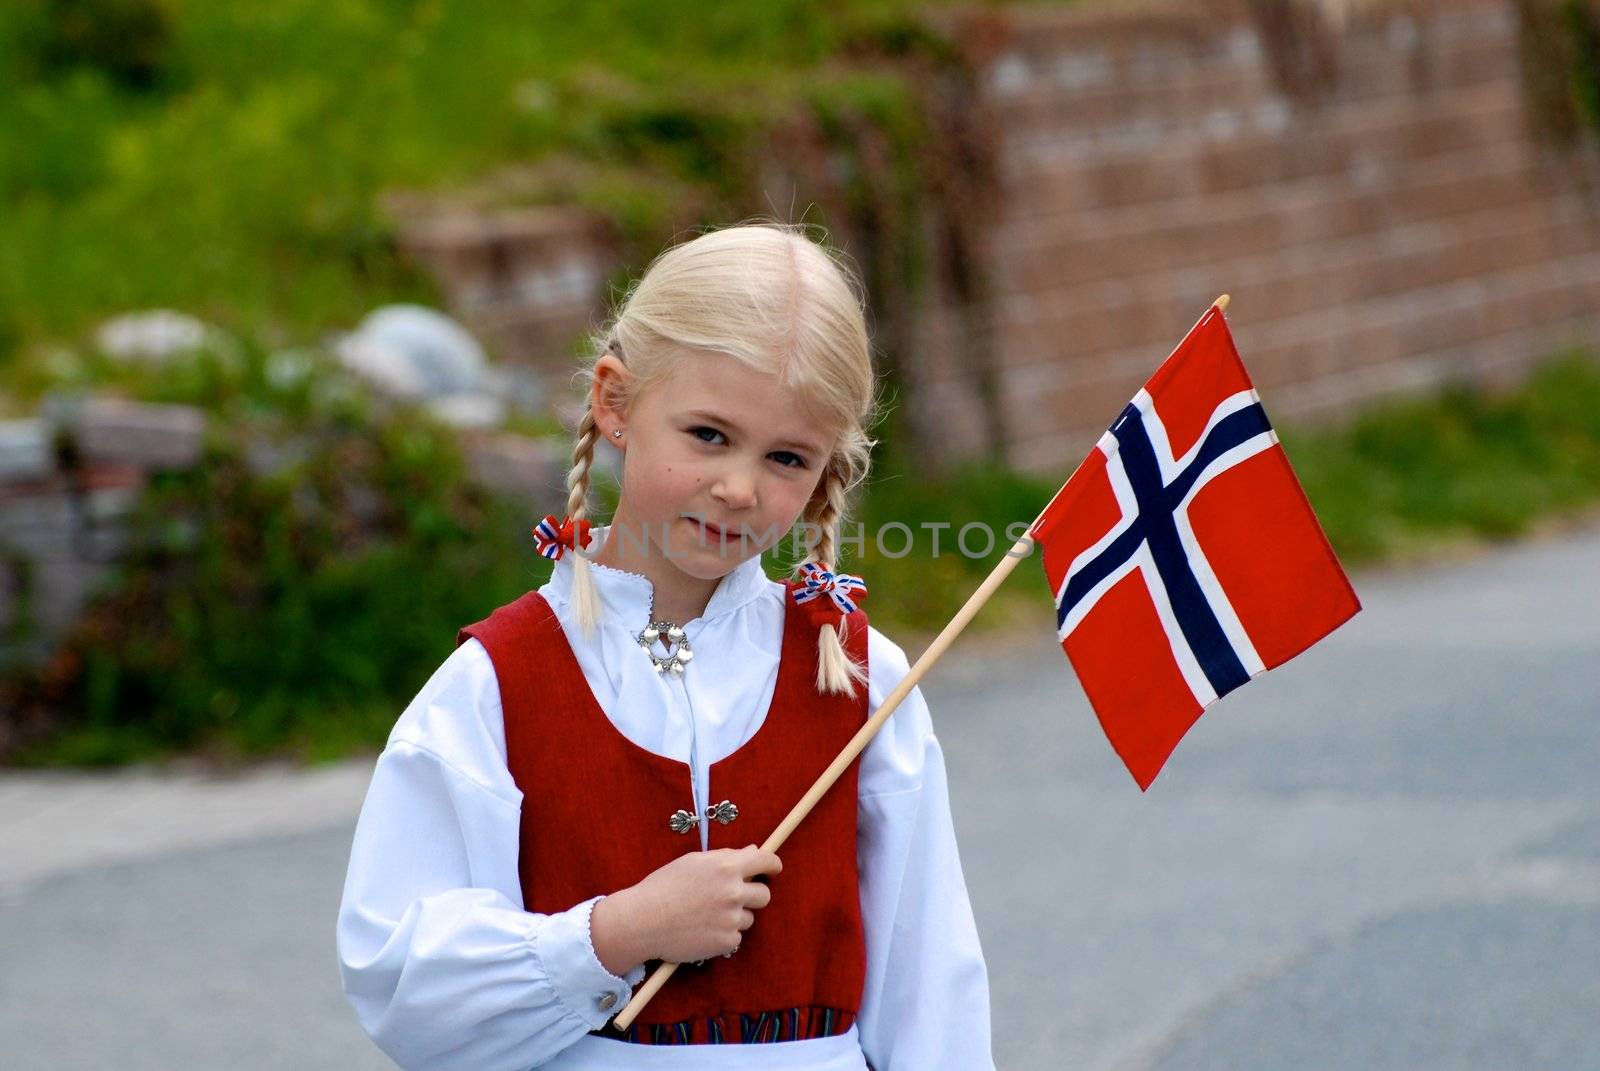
[590,845,781,974]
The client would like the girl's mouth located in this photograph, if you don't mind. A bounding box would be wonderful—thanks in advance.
[686,517,733,542]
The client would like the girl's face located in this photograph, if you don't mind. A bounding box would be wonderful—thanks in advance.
[593,349,839,582]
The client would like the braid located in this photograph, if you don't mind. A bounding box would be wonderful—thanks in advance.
[799,460,870,696]
[565,402,604,640]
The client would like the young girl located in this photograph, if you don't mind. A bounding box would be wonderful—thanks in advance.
[336,222,995,1070]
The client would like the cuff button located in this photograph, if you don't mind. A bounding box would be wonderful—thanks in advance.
[598,992,618,1011]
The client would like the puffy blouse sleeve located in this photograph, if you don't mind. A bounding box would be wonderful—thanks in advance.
[854,626,997,1070]
[335,638,645,1071]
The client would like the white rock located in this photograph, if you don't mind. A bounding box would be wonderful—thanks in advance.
[94,310,211,364]
[427,392,506,430]
[334,334,429,400]
[264,348,322,392]
[336,304,487,400]
[0,419,52,481]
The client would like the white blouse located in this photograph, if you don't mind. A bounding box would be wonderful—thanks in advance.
[336,527,995,1070]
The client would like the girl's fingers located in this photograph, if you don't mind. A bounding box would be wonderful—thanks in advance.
[737,846,782,878]
[737,909,755,931]
[744,881,772,910]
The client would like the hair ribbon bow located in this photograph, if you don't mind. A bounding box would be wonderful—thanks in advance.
[792,561,868,628]
[533,514,593,560]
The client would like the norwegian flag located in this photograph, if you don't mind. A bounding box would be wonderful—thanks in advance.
[1030,303,1360,790]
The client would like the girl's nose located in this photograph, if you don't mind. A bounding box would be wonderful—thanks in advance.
[711,470,757,509]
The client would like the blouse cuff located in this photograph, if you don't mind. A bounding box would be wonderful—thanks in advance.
[534,894,643,1029]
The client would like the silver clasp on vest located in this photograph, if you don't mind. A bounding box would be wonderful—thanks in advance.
[669,801,737,834]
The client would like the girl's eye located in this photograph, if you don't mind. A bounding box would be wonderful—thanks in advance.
[689,427,806,469]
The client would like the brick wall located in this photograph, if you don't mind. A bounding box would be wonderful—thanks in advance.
[940,0,1600,471]
[386,1,1599,476]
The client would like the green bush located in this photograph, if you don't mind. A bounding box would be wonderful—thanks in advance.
[8,0,180,93]
[1,340,546,767]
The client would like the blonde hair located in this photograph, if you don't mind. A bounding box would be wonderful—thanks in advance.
[563,220,880,696]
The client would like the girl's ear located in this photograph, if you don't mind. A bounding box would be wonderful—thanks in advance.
[591,353,634,438]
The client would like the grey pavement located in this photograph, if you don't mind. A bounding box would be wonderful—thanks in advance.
[2,519,1598,1069]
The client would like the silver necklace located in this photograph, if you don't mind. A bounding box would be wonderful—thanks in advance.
[635,620,694,676]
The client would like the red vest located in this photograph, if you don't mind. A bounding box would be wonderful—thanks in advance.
[457,584,870,1041]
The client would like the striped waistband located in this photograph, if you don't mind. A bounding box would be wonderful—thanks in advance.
[594,1005,856,1046]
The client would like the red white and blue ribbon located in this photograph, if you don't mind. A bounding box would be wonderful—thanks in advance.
[532,514,593,560]
[791,561,868,629]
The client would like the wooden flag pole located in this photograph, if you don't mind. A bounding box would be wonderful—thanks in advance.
[612,296,1231,1031]
[612,522,1040,1029]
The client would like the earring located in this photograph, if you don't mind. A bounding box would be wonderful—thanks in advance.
[612,428,623,439]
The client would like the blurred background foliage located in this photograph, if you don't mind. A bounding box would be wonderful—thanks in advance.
[2,0,1600,766]
[3,0,1598,369]
[0,0,967,364]
[7,345,1598,768]
[0,0,983,763]
[0,337,542,765]
[1515,0,1600,147]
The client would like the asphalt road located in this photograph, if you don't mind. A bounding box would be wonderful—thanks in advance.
[3,520,1597,1069]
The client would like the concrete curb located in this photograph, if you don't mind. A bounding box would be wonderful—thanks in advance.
[0,756,377,895]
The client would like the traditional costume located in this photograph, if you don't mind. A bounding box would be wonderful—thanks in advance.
[336,525,994,1069]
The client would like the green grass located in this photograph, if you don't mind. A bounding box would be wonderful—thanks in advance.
[0,0,984,373]
[1280,350,1600,563]
[7,3,1600,769]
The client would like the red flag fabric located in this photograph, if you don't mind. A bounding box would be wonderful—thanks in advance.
[1029,304,1360,790]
